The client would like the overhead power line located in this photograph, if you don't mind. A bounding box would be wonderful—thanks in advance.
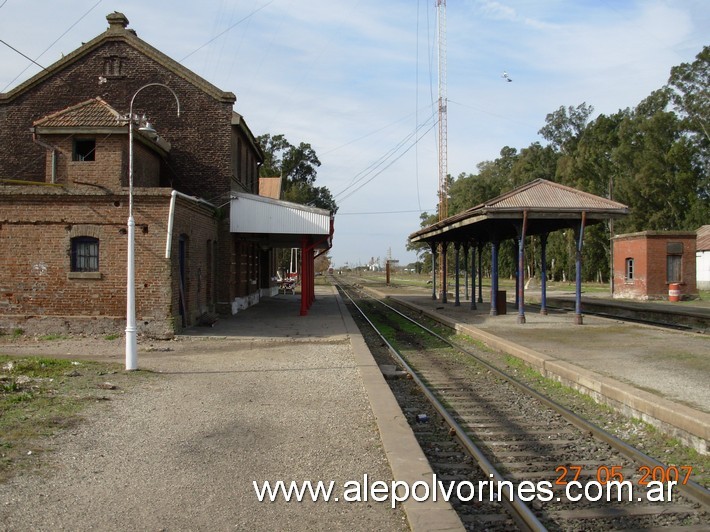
[180,0,274,63]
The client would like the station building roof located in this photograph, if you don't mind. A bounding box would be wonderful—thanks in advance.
[409,178,629,245]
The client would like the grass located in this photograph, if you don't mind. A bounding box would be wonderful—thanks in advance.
[0,355,154,482]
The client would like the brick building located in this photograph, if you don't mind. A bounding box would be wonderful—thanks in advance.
[0,12,332,337]
[612,231,698,300]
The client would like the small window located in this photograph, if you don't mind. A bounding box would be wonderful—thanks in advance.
[71,237,99,272]
[625,258,634,281]
[103,56,123,77]
[667,255,682,283]
[73,139,96,161]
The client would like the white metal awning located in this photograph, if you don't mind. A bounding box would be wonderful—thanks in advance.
[230,192,333,249]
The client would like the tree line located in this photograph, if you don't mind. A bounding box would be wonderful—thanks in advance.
[409,46,709,283]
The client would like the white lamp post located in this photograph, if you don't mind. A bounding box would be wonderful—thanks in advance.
[126,83,180,371]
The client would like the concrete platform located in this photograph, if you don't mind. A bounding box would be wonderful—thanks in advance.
[363,282,710,455]
[184,285,465,531]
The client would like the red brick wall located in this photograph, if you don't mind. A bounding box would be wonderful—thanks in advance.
[613,237,648,299]
[613,233,698,300]
[0,189,219,336]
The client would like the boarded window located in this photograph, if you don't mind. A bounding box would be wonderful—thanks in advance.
[667,255,682,283]
[71,237,99,272]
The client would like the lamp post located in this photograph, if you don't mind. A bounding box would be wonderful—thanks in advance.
[126,83,180,371]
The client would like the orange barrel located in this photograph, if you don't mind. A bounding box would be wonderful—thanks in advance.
[668,283,681,302]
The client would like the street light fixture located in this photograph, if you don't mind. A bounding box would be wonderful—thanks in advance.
[126,83,180,371]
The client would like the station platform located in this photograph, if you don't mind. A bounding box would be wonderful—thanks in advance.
[0,285,463,532]
[362,281,710,455]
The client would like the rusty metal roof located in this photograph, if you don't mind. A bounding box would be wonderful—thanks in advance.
[697,225,710,251]
[409,179,629,244]
[478,178,627,212]
[33,97,123,128]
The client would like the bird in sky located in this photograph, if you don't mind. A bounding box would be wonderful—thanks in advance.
[502,71,513,82]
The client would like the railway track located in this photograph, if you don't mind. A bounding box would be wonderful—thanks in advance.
[334,278,710,531]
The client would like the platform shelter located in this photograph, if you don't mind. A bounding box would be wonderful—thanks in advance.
[408,179,628,324]
[230,192,333,316]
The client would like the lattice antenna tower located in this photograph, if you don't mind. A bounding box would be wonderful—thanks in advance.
[437,0,448,222]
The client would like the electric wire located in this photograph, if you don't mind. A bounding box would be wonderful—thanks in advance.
[1,0,104,92]
[333,110,436,201]
[335,117,437,205]
[180,0,274,63]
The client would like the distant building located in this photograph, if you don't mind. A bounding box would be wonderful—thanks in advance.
[697,225,710,290]
[612,231,698,300]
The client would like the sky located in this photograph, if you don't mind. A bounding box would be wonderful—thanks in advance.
[1,1,708,268]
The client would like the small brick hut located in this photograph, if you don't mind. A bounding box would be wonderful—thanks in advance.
[612,231,698,300]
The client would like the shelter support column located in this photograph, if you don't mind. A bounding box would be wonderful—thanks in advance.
[490,239,499,316]
[470,242,477,310]
[540,233,548,315]
[430,243,437,300]
[454,242,461,306]
[575,212,587,325]
[440,242,448,304]
[516,212,528,324]
[477,243,484,304]
[513,238,519,310]
[463,243,469,300]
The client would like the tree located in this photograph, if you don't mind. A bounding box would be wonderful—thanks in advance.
[668,46,710,146]
[538,103,594,155]
[613,89,702,232]
[256,133,338,213]
[667,45,710,209]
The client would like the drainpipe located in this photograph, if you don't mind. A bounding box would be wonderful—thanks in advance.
[31,129,57,183]
[165,190,217,258]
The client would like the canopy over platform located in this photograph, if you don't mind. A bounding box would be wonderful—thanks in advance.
[408,179,629,325]
[409,179,629,245]
[230,192,333,315]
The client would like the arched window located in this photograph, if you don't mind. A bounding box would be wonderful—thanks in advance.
[71,237,99,272]
[625,258,634,281]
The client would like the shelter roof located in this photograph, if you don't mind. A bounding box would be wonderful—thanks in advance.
[409,179,629,245]
[230,192,333,251]
[696,225,710,251]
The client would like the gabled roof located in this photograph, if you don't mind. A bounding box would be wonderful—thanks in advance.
[472,178,628,213]
[33,97,123,128]
[697,225,710,252]
[409,178,629,244]
[32,96,171,154]
[0,12,235,105]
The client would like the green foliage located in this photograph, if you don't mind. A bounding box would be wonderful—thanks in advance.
[256,133,338,213]
[411,46,710,282]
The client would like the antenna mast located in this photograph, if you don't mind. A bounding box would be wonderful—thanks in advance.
[437,0,447,221]
[436,0,448,302]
